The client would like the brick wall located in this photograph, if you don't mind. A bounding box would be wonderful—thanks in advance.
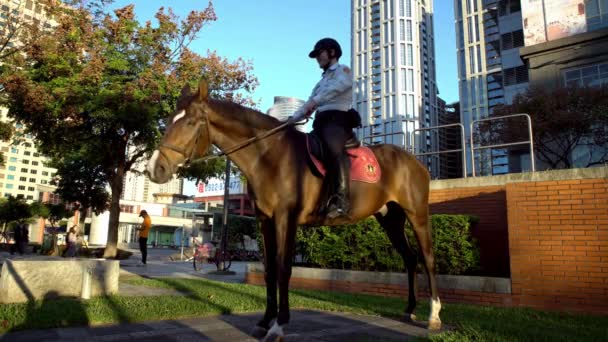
[507,178,608,313]
[430,186,509,277]
[246,273,514,307]
[247,168,608,314]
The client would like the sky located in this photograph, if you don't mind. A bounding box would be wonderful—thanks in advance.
[114,0,458,195]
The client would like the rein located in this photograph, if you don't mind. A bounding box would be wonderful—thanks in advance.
[187,117,308,164]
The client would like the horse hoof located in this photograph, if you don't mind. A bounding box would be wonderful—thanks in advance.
[428,319,442,330]
[251,325,268,339]
[404,313,417,322]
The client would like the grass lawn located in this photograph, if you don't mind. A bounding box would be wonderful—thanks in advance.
[0,277,606,341]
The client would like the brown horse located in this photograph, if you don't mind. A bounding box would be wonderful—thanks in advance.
[147,81,442,340]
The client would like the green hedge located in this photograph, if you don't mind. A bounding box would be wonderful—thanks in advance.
[294,214,480,275]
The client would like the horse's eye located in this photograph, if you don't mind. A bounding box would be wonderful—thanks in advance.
[187,120,196,126]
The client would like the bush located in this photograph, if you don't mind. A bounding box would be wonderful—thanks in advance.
[295,214,480,275]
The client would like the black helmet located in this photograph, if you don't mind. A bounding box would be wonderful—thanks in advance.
[139,210,148,217]
[308,38,342,59]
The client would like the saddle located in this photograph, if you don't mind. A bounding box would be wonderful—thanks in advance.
[305,132,381,184]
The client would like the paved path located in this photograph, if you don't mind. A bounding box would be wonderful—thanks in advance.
[0,310,436,341]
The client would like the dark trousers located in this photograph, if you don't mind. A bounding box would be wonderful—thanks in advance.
[10,241,25,255]
[139,237,148,264]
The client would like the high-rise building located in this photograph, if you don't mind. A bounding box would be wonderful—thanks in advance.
[437,99,464,179]
[457,0,608,174]
[266,96,306,132]
[352,0,440,177]
[454,0,528,176]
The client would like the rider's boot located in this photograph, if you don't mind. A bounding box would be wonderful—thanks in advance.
[326,152,351,219]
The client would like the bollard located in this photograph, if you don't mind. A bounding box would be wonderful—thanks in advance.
[81,264,93,300]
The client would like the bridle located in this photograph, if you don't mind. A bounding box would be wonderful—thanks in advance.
[158,109,305,167]
[158,111,211,167]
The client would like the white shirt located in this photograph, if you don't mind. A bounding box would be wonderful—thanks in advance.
[292,63,353,120]
[309,62,353,112]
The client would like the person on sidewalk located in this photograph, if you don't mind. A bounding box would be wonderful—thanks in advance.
[136,210,151,265]
[64,226,78,257]
[10,223,29,255]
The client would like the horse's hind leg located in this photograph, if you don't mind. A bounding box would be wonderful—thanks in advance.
[375,202,419,321]
[405,204,441,330]
[251,216,278,339]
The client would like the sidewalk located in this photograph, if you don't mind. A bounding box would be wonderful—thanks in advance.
[0,309,435,341]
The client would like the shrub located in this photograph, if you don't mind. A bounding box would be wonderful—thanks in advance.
[295,214,480,275]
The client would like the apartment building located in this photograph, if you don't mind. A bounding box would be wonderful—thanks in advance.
[352,0,440,177]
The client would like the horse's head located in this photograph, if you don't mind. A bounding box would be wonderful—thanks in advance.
[147,80,212,184]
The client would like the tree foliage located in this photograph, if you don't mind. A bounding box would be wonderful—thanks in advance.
[482,86,608,169]
[0,1,258,257]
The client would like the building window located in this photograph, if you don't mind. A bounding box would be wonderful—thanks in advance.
[5,184,13,189]
[30,170,37,174]
[33,152,40,157]
[24,151,31,156]
[28,187,35,191]
[10,148,17,153]
[9,157,17,162]
[32,161,38,166]
[22,160,29,164]
[7,175,14,180]
[29,178,36,183]
[26,195,33,200]
[503,65,529,86]
[19,177,26,181]
[42,171,49,176]
[563,62,608,87]
[18,185,25,190]
[8,166,16,171]
[120,204,134,213]
[586,0,608,31]
[20,168,27,172]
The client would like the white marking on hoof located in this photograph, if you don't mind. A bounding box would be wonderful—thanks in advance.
[377,204,388,216]
[404,313,417,322]
[428,297,442,330]
[172,109,186,123]
[263,322,284,341]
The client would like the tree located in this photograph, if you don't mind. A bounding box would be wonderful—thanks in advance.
[0,0,58,164]
[0,1,258,257]
[0,196,31,227]
[483,86,608,170]
[49,150,110,234]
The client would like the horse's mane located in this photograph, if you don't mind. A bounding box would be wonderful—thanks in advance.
[209,98,282,130]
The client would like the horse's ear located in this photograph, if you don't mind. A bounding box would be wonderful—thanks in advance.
[198,79,209,102]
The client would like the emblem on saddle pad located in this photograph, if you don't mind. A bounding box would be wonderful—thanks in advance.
[306,135,381,183]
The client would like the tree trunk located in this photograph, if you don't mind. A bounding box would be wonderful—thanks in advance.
[103,169,125,258]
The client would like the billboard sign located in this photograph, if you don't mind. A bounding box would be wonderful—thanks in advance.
[196,176,245,197]
[522,0,587,46]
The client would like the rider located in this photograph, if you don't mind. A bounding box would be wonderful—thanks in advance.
[290,38,361,219]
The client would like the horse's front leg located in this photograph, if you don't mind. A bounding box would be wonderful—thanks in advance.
[264,210,297,341]
[252,217,278,339]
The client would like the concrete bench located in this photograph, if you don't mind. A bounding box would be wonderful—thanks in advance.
[0,258,119,303]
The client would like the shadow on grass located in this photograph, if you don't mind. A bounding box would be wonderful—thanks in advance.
[0,261,88,337]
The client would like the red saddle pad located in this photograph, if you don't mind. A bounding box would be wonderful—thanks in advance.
[307,137,381,184]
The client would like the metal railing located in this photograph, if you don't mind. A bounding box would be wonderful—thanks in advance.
[411,123,467,178]
[470,113,535,177]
